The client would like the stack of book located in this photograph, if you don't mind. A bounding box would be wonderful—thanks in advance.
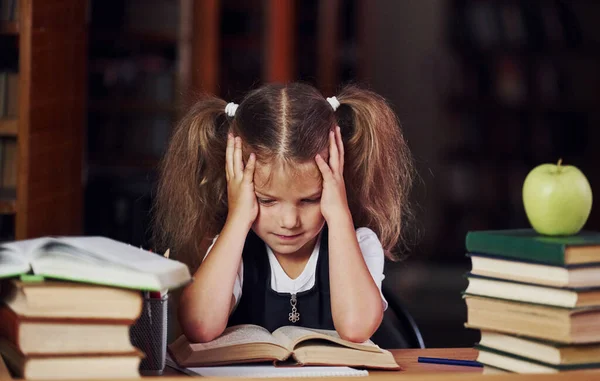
[0,236,191,379]
[463,229,600,374]
[0,278,144,379]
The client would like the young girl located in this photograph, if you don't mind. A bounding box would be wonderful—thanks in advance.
[153,83,414,344]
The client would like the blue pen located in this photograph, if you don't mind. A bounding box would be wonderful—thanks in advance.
[418,357,483,368]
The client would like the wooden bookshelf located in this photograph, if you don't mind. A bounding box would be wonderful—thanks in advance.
[451,43,600,59]
[0,119,18,136]
[86,0,367,168]
[447,97,595,115]
[436,0,600,258]
[192,0,368,95]
[0,200,16,214]
[90,29,179,45]
[88,100,178,114]
[0,21,18,35]
[84,0,369,249]
[88,154,160,170]
[0,0,86,239]
[0,188,16,214]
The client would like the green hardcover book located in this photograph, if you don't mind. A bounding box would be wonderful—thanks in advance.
[465,229,600,266]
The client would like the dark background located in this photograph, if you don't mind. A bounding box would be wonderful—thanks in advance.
[4,0,597,348]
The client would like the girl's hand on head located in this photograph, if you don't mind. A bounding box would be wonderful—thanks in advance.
[225,134,258,229]
[315,126,351,222]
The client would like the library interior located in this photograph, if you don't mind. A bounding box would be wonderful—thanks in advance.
[0,0,599,368]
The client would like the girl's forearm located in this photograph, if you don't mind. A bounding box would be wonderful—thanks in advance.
[327,211,384,343]
[178,217,249,342]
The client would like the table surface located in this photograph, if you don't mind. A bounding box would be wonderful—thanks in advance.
[158,347,600,380]
[375,347,481,374]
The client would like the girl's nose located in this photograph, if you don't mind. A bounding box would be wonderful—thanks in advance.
[279,205,300,229]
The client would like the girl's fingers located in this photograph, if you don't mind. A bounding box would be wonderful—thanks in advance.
[226,133,234,180]
[328,130,339,174]
[336,126,344,171]
[243,153,256,183]
[315,154,333,181]
[234,137,244,178]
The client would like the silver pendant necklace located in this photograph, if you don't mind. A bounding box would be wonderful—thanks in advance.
[289,293,300,323]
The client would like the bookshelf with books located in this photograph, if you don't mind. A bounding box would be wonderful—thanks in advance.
[84,0,192,246]
[0,0,86,241]
[437,0,600,258]
[85,0,368,248]
[196,0,367,99]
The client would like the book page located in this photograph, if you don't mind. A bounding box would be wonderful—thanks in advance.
[1,237,53,260]
[272,326,380,353]
[183,365,368,378]
[33,237,191,290]
[43,237,183,273]
[188,325,282,351]
[166,354,368,378]
[0,246,33,279]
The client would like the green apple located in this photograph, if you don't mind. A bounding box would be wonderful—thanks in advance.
[522,159,593,236]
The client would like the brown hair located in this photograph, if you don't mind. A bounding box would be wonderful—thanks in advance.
[153,83,414,269]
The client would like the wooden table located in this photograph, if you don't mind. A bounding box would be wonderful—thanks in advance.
[160,348,600,380]
[374,348,480,374]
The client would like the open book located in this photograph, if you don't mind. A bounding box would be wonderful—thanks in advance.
[166,356,368,378]
[168,324,401,370]
[0,236,191,291]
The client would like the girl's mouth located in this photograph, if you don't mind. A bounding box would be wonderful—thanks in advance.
[274,233,302,240]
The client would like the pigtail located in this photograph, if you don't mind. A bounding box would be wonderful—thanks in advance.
[153,95,229,270]
[336,85,415,260]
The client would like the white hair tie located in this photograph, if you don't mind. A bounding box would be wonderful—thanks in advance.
[326,96,340,111]
[225,102,239,117]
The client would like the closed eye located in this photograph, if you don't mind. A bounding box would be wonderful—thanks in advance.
[257,198,275,205]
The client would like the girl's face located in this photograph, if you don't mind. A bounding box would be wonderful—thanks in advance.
[251,160,325,258]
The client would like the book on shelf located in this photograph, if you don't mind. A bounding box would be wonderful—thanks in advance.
[478,331,600,366]
[0,236,191,291]
[464,295,600,344]
[168,324,401,370]
[2,72,18,118]
[468,254,600,288]
[0,337,142,380]
[465,229,600,266]
[464,274,600,308]
[0,138,16,189]
[0,73,6,117]
[0,0,19,22]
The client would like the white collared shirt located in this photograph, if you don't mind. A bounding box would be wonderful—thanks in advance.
[204,227,388,310]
